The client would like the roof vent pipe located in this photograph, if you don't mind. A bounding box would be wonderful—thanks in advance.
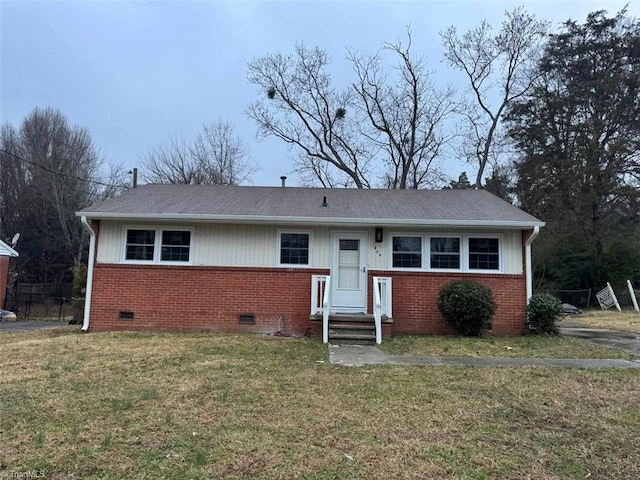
[322,196,328,207]
[280,176,287,187]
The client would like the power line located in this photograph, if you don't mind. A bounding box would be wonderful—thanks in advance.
[0,148,125,189]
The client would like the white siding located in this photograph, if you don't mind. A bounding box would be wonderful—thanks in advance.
[96,221,523,274]
[96,221,124,263]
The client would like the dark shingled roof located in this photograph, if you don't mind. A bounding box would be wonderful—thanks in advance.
[78,184,543,228]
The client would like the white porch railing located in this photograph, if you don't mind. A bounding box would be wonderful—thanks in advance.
[373,277,392,345]
[311,275,331,344]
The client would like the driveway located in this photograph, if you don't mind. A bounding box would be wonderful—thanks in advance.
[560,324,640,357]
[0,320,71,333]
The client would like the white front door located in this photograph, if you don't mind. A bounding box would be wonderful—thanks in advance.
[331,231,368,312]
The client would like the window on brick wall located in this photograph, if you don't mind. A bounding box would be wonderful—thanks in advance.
[124,227,192,263]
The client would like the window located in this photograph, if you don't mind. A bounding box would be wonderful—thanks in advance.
[469,238,500,270]
[390,233,503,273]
[161,230,191,262]
[392,236,422,268]
[126,229,155,261]
[280,233,309,265]
[430,237,460,269]
[124,228,191,263]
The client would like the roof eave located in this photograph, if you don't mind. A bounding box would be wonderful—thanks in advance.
[76,211,545,229]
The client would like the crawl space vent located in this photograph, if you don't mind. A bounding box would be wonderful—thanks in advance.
[238,313,255,325]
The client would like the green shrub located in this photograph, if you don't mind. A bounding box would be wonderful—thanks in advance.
[73,264,88,297]
[526,294,563,335]
[437,280,496,336]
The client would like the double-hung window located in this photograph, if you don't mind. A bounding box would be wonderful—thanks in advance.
[468,237,500,270]
[392,236,422,268]
[124,228,192,263]
[279,232,310,266]
[160,231,191,262]
[125,229,156,261]
[390,234,501,272]
[430,237,460,269]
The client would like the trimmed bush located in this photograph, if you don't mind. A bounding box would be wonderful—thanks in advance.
[438,280,496,336]
[526,294,563,335]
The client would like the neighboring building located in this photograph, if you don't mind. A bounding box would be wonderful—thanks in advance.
[76,185,543,341]
[0,239,19,309]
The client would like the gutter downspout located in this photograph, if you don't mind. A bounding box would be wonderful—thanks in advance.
[525,226,540,304]
[80,216,95,332]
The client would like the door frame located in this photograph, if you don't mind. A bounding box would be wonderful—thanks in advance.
[330,230,368,313]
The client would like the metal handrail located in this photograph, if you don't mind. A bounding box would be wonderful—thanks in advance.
[322,276,331,344]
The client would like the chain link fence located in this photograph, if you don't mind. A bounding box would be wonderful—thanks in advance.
[548,284,639,311]
[5,282,83,323]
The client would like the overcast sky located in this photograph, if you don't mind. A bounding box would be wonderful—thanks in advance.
[1,0,637,187]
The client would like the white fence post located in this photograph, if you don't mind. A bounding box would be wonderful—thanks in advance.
[628,280,639,313]
[609,282,622,312]
[322,276,331,344]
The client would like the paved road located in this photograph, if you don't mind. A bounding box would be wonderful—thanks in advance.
[0,320,72,333]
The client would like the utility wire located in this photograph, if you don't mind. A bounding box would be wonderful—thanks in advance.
[0,148,126,189]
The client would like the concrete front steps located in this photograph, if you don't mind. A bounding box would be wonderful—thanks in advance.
[327,313,378,345]
[310,313,393,344]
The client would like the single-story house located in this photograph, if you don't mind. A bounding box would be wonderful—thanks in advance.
[0,239,19,309]
[76,184,544,342]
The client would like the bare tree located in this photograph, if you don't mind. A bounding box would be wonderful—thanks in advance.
[247,39,456,189]
[0,107,106,285]
[0,125,27,242]
[247,44,373,188]
[349,31,455,189]
[141,120,254,185]
[441,7,548,188]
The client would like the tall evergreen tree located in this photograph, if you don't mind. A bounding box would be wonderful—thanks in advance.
[508,9,640,289]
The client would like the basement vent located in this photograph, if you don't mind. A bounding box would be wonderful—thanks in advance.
[119,311,134,320]
[238,313,255,325]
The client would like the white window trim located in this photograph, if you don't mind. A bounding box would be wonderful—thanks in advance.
[428,235,463,273]
[466,234,503,273]
[389,234,424,271]
[388,232,504,274]
[122,226,194,265]
[277,229,312,267]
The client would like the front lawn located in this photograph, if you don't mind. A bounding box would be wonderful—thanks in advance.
[1,329,639,479]
[562,309,640,334]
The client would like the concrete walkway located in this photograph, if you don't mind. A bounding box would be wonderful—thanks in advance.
[328,344,640,368]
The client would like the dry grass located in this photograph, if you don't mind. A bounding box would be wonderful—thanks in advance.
[379,334,634,359]
[1,329,639,479]
[562,309,640,334]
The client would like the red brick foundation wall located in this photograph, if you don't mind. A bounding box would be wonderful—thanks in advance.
[89,264,329,335]
[88,264,526,337]
[0,256,9,309]
[368,270,527,336]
